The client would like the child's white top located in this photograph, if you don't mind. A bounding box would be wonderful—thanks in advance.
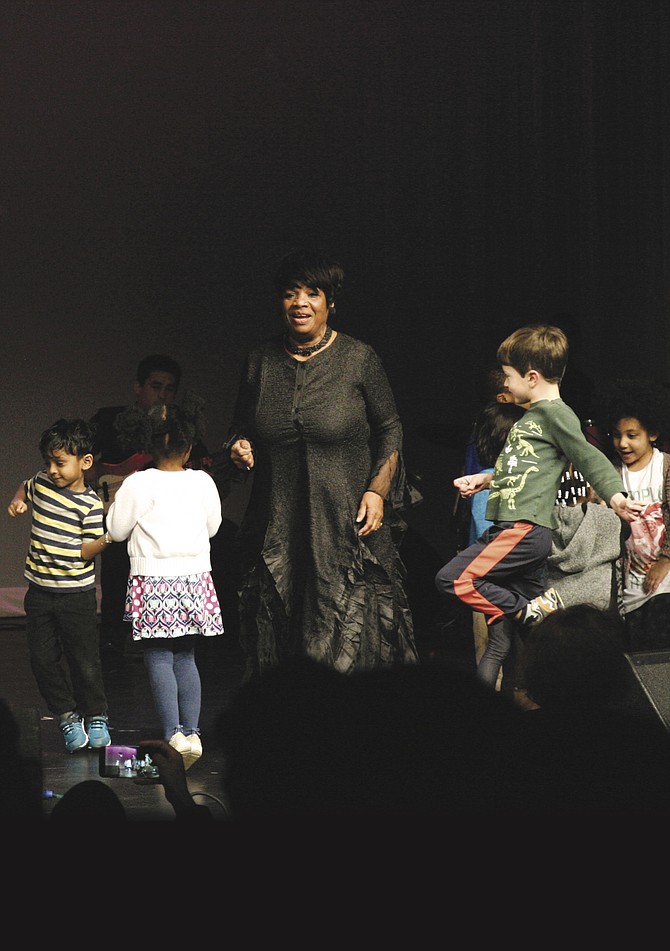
[106,468,222,577]
[621,447,670,611]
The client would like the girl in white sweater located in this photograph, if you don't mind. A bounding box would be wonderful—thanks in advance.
[106,399,223,768]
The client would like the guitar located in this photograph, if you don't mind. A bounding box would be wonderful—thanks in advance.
[94,452,154,513]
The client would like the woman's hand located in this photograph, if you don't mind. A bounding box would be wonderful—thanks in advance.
[230,438,254,471]
[356,490,385,537]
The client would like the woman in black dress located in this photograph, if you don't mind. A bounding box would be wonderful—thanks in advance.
[226,249,418,676]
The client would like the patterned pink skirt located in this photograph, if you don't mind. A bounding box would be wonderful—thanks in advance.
[123,572,224,639]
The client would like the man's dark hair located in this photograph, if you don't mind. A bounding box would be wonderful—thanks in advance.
[136,354,181,388]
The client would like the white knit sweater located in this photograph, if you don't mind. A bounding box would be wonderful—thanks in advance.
[106,468,222,577]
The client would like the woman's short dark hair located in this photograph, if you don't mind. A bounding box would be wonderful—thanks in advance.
[273,249,344,307]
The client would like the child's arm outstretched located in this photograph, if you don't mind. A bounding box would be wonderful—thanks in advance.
[7,485,28,517]
[454,471,493,498]
[609,491,644,523]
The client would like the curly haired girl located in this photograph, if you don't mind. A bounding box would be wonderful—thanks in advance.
[598,378,670,650]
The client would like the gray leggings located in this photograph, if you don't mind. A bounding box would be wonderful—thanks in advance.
[476,618,513,688]
[143,645,202,740]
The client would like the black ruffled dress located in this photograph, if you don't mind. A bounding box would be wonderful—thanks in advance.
[228,332,418,676]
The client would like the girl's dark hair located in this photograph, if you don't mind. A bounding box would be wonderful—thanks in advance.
[596,378,670,440]
[273,249,344,308]
[473,402,525,468]
[114,392,207,458]
[39,418,95,459]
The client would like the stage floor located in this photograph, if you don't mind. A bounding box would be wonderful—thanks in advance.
[4,608,667,827]
[0,617,245,821]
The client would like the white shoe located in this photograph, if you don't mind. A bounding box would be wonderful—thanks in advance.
[183,733,202,770]
[169,731,191,755]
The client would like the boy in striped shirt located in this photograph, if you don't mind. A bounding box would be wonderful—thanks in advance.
[8,419,112,752]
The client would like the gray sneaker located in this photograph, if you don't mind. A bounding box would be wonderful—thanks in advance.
[520,587,565,626]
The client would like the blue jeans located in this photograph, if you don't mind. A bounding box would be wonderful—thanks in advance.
[24,584,108,718]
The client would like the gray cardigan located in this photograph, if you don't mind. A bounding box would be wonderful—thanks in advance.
[546,501,623,612]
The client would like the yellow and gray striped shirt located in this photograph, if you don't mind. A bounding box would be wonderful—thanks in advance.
[23,471,104,591]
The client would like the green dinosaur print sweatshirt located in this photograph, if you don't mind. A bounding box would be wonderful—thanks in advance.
[486,398,624,530]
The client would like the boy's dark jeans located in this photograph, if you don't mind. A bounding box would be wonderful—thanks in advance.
[24,584,108,719]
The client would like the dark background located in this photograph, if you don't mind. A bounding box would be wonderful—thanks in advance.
[2,0,670,588]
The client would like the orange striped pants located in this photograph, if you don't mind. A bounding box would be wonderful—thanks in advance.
[434,521,552,624]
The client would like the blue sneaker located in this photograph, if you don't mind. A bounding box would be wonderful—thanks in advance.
[86,715,111,748]
[59,713,88,753]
